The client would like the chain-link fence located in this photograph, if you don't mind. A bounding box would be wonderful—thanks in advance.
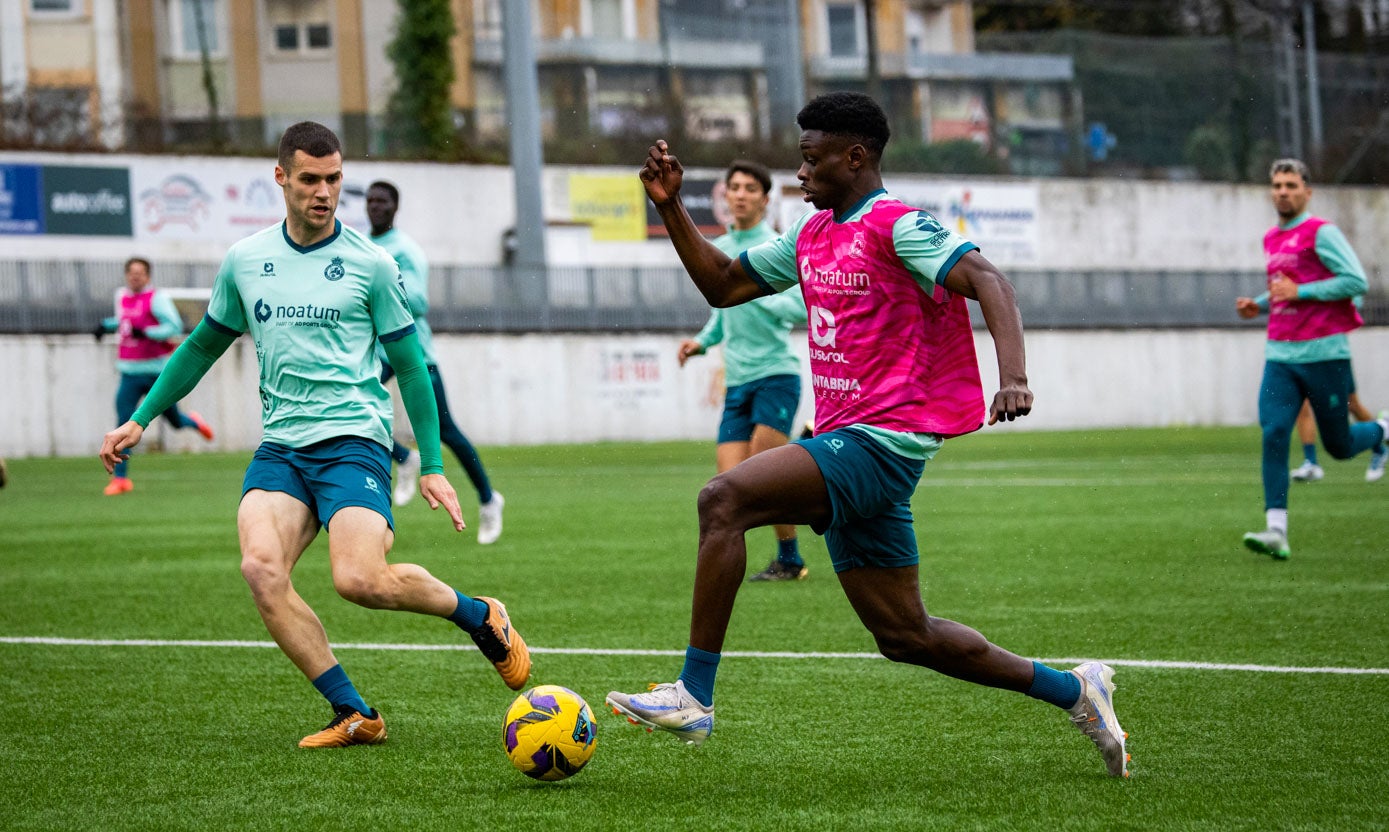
[979,28,1389,182]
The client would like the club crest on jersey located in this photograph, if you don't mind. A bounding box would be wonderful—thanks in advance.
[849,232,866,258]
[324,256,346,282]
[262,261,276,276]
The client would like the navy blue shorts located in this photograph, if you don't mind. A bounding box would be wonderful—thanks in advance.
[242,437,394,530]
[795,427,927,573]
[718,374,801,443]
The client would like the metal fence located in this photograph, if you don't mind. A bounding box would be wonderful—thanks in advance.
[4,258,1360,334]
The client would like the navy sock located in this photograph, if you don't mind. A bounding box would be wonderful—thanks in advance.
[1025,661,1082,709]
[677,645,720,707]
[447,590,489,632]
[776,537,803,567]
[391,442,412,464]
[1302,443,1318,466]
[311,664,370,714]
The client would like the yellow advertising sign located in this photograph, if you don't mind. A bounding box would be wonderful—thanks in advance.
[570,173,646,241]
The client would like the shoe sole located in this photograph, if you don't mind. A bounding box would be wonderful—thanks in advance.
[605,696,709,746]
[1242,536,1290,560]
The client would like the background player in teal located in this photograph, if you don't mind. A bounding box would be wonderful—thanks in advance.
[677,160,809,581]
[608,93,1130,779]
[1235,157,1389,559]
[99,122,530,749]
[93,256,214,495]
[367,180,506,544]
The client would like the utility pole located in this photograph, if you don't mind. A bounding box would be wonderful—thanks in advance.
[1302,0,1323,163]
[501,0,548,304]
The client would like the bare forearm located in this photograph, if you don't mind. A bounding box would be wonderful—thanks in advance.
[656,200,759,307]
[974,275,1027,386]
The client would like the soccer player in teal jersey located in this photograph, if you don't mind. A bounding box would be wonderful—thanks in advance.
[93,256,214,495]
[367,180,506,544]
[1236,158,1389,559]
[608,93,1130,779]
[99,122,530,748]
[677,160,809,581]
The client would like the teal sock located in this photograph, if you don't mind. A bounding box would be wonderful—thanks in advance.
[448,590,489,632]
[311,664,370,714]
[677,645,720,707]
[1026,661,1082,709]
[776,537,803,567]
[1302,443,1318,465]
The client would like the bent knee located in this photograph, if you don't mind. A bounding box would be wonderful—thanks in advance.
[240,548,289,592]
[696,475,746,529]
[333,570,394,609]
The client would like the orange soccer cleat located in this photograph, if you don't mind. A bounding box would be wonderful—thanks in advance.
[187,411,215,441]
[298,706,387,749]
[103,476,134,496]
[470,596,531,690]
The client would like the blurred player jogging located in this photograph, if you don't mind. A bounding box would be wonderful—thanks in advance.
[1235,157,1389,560]
[367,180,506,544]
[676,159,808,582]
[94,256,214,495]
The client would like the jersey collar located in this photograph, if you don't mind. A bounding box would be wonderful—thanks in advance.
[281,218,342,253]
[835,189,887,224]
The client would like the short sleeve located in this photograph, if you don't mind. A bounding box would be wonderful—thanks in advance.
[892,210,979,289]
[369,250,416,339]
[207,250,247,333]
[741,210,815,293]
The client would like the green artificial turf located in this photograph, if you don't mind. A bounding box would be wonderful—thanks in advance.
[1,427,1385,830]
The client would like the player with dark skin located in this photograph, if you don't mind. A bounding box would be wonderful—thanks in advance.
[640,134,1037,690]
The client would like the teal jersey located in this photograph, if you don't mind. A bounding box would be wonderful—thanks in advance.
[104,289,185,375]
[1258,213,1368,364]
[206,220,415,449]
[695,220,806,386]
[371,228,437,366]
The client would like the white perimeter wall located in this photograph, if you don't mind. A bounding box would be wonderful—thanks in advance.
[6,328,1388,459]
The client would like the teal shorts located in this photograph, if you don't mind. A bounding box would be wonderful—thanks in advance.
[795,427,926,573]
[718,374,801,442]
[242,436,394,530]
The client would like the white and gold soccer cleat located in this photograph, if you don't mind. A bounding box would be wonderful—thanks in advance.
[606,680,714,745]
[1068,661,1130,778]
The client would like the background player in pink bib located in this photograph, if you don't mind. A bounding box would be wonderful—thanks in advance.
[1235,158,1389,559]
[607,92,1130,778]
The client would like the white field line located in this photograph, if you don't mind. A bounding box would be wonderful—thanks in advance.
[2,636,1386,676]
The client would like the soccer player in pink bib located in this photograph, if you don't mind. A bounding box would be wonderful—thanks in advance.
[607,92,1130,778]
[1236,158,1389,559]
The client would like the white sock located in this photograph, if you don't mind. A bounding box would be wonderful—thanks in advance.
[1377,418,1389,443]
[1266,509,1288,535]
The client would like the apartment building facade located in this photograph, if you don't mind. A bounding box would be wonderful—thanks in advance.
[0,0,1075,169]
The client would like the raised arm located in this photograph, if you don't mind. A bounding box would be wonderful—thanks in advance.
[640,141,765,308]
[940,250,1032,424]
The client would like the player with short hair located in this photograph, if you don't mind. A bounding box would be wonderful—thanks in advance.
[99,121,530,748]
[367,180,505,544]
[607,92,1130,778]
[94,256,214,495]
[677,159,809,581]
[1236,158,1389,559]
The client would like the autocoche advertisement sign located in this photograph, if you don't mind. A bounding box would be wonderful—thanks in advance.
[42,165,133,236]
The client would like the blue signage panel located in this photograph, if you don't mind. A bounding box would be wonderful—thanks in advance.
[0,164,45,234]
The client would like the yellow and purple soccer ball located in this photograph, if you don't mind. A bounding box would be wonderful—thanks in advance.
[502,685,597,781]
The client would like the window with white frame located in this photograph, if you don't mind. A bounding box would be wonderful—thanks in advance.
[266,0,333,55]
[825,2,862,57]
[169,0,224,58]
